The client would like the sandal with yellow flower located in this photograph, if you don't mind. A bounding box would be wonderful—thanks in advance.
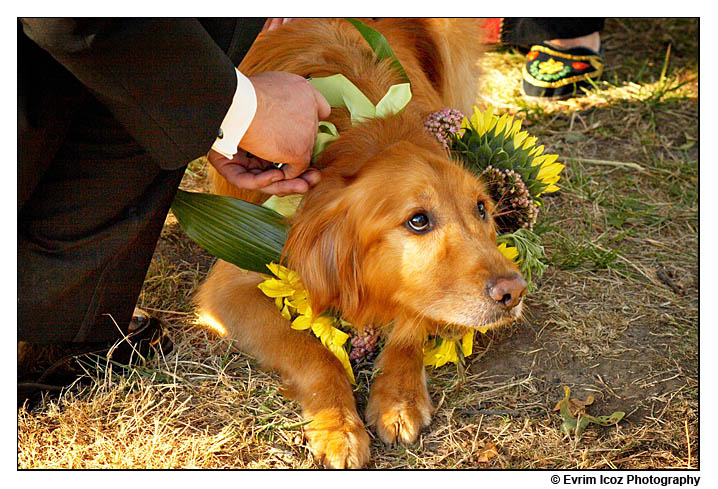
[522,42,603,99]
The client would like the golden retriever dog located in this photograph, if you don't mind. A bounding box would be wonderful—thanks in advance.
[196,18,527,468]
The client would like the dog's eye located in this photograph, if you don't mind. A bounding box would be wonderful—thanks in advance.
[477,201,488,221]
[407,212,432,233]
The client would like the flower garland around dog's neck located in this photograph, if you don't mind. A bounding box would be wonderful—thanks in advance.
[257,261,502,385]
[258,103,564,384]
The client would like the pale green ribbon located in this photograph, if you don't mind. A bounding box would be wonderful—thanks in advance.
[264,75,412,217]
[310,74,412,123]
[308,74,412,160]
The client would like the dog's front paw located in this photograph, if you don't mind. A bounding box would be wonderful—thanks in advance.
[303,407,371,469]
[365,376,432,445]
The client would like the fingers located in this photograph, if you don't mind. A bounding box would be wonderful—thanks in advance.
[300,168,322,187]
[208,149,321,195]
[311,84,331,120]
[280,159,311,180]
[279,83,329,176]
[219,164,285,191]
[214,69,331,189]
[262,18,292,33]
[259,169,322,196]
[259,179,309,196]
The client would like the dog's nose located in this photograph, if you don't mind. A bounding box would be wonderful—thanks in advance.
[488,275,527,310]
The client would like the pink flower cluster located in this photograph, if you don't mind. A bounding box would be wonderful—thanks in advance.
[424,108,465,148]
[481,166,539,232]
[349,326,380,363]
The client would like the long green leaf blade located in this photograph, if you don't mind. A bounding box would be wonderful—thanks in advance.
[171,189,288,274]
[345,18,410,84]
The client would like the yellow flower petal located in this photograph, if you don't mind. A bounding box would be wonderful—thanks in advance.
[513,130,529,150]
[267,262,305,287]
[286,291,311,316]
[266,262,281,277]
[538,153,560,168]
[470,106,495,136]
[257,278,295,298]
[423,338,458,368]
[422,339,441,367]
[483,106,495,134]
[310,316,336,343]
[461,331,474,357]
[325,325,350,348]
[461,115,471,130]
[328,342,356,384]
[508,118,523,137]
[286,269,303,287]
[291,314,313,331]
[522,136,538,151]
[437,339,459,367]
[494,113,509,137]
[498,242,519,262]
[541,183,561,194]
[537,162,565,182]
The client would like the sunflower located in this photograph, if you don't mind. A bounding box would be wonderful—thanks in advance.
[449,105,565,202]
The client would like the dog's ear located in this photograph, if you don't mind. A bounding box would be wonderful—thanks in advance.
[373,18,482,115]
[415,18,483,115]
[283,188,364,322]
[371,18,445,95]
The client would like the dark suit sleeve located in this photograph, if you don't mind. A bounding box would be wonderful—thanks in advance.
[20,18,241,170]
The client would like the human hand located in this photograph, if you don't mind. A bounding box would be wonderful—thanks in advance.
[262,18,292,32]
[239,71,331,180]
[207,149,321,196]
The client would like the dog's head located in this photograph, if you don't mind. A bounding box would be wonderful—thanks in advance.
[284,114,526,335]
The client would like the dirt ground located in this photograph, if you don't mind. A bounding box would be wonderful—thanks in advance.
[18,18,698,470]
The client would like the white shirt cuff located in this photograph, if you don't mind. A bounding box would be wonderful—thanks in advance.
[211,69,257,159]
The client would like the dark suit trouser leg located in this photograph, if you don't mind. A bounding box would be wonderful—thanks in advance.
[18,98,186,344]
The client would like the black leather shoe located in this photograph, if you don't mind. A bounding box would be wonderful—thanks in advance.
[18,308,173,407]
[112,308,174,364]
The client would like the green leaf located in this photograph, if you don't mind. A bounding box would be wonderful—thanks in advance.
[476,143,493,163]
[497,229,548,289]
[344,18,410,83]
[171,189,288,274]
[490,149,509,166]
[556,386,625,439]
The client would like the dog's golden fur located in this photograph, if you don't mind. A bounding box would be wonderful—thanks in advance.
[196,18,525,468]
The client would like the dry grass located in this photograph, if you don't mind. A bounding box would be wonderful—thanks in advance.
[18,18,698,470]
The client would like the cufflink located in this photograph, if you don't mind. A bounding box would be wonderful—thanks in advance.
[217,128,224,140]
